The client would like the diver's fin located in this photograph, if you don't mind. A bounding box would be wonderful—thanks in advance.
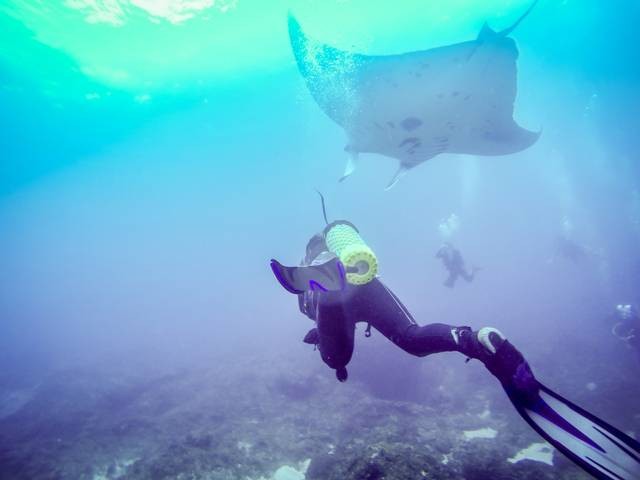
[506,381,640,480]
[384,165,408,190]
[339,151,358,182]
[270,257,346,294]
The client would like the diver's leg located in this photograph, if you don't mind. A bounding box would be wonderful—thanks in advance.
[348,280,640,478]
[348,281,543,411]
[315,290,355,382]
[349,280,519,365]
[347,279,463,356]
[444,272,457,288]
[460,270,474,282]
[353,283,526,395]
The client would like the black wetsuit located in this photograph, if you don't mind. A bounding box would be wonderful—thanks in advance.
[300,278,471,373]
[297,238,489,380]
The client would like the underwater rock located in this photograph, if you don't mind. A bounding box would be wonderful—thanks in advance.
[184,433,213,449]
[306,442,452,480]
[272,464,306,480]
[271,373,321,401]
[0,357,613,480]
[348,344,429,402]
[463,427,498,440]
[0,388,37,419]
[508,442,554,466]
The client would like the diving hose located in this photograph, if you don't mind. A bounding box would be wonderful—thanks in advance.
[324,221,378,285]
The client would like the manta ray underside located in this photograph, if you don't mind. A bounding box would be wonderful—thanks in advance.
[288,2,540,189]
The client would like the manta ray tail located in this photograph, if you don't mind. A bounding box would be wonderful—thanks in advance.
[500,0,539,36]
[339,152,358,182]
[385,165,409,191]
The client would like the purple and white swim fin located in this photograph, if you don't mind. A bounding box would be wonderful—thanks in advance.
[506,381,640,480]
[479,334,640,480]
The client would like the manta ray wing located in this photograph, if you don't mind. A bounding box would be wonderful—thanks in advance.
[289,4,539,187]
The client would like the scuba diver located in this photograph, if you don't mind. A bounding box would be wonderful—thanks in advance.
[435,242,479,288]
[288,230,504,383]
[269,196,640,480]
[554,234,590,263]
[612,304,640,360]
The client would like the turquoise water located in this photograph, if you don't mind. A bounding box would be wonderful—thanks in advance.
[0,1,639,479]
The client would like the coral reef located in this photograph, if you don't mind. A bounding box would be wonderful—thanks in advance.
[0,348,636,480]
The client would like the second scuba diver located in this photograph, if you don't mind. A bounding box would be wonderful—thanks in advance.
[270,198,640,480]
[435,242,479,288]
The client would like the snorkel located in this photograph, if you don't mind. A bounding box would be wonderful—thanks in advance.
[317,192,378,286]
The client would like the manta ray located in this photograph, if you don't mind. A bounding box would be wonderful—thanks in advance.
[288,2,540,189]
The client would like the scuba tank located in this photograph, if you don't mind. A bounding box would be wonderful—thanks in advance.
[324,221,378,285]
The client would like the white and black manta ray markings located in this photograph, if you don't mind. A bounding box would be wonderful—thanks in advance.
[288,1,541,189]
